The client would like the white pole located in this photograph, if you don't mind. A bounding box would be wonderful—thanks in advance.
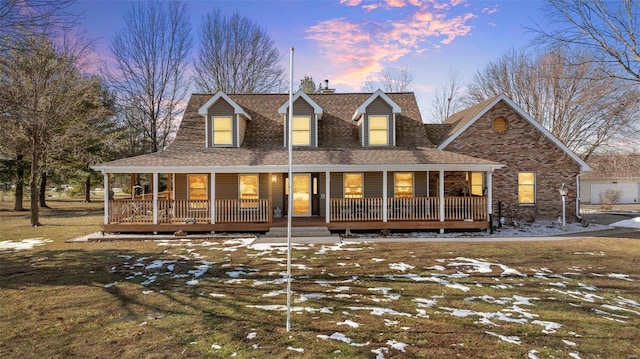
[103,171,109,225]
[562,195,566,227]
[286,47,294,332]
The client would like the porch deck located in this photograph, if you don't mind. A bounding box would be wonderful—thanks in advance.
[103,196,490,234]
[103,216,488,234]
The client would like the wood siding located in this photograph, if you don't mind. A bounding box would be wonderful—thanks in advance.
[284,98,317,147]
[238,116,247,146]
[208,100,236,147]
[363,97,393,146]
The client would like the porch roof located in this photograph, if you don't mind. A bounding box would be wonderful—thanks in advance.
[92,146,504,173]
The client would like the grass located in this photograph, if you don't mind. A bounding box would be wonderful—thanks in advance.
[1,197,640,358]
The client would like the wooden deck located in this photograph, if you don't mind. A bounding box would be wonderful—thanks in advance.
[103,216,489,234]
[103,196,490,234]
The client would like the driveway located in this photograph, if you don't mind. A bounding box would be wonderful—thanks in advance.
[573,211,640,239]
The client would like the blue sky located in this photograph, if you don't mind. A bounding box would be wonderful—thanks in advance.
[71,0,546,119]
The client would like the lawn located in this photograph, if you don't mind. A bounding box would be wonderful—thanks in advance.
[1,198,639,358]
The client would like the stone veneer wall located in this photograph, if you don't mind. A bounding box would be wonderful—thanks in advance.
[443,101,581,223]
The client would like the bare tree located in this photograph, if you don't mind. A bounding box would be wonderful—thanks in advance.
[535,0,640,83]
[430,71,464,123]
[0,0,77,51]
[193,10,286,93]
[361,67,414,92]
[0,33,111,226]
[465,47,640,158]
[105,0,192,153]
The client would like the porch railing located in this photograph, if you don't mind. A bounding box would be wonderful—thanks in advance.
[109,197,487,225]
[330,197,384,221]
[110,199,154,224]
[215,199,270,223]
[388,197,440,221]
[330,197,487,222]
[109,199,270,224]
[444,196,487,221]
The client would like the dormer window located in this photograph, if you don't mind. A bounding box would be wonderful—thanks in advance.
[353,90,401,147]
[368,115,389,145]
[198,91,252,149]
[292,115,311,146]
[212,116,233,146]
[278,90,323,148]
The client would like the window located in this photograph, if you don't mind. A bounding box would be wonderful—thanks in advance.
[471,172,484,196]
[394,172,413,198]
[344,173,363,198]
[239,174,259,208]
[188,174,208,208]
[292,115,311,146]
[212,116,233,145]
[518,172,536,204]
[368,115,388,145]
[492,117,508,133]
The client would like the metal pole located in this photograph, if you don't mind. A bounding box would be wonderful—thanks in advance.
[562,195,566,227]
[286,47,294,332]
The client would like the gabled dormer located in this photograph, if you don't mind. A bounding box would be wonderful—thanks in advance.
[198,91,252,148]
[352,89,401,147]
[278,90,323,147]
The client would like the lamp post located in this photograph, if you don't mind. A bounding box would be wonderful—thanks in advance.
[559,183,568,227]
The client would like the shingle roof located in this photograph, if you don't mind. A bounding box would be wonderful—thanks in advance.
[440,95,499,137]
[582,154,640,179]
[96,146,500,169]
[94,92,503,171]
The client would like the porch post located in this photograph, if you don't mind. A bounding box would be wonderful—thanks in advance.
[382,170,388,222]
[439,170,445,233]
[426,171,429,197]
[103,171,109,225]
[152,172,159,224]
[210,172,216,224]
[325,171,330,223]
[486,170,493,227]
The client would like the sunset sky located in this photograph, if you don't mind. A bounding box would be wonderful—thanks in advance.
[71,0,546,119]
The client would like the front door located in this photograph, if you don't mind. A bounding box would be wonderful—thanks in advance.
[292,173,311,216]
[284,173,313,216]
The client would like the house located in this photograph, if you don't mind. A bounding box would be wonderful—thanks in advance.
[427,94,590,223]
[91,90,587,234]
[580,154,640,205]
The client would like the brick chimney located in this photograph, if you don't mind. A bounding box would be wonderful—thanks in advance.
[320,79,335,93]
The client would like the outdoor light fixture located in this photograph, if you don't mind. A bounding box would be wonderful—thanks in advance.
[559,183,568,227]
[271,174,277,183]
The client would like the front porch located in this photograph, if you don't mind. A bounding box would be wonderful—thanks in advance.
[103,196,490,233]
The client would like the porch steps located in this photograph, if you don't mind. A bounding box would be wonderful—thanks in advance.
[265,226,332,237]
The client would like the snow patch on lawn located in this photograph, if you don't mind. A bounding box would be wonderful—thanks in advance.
[0,238,52,252]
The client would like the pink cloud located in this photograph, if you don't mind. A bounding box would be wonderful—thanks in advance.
[386,0,408,7]
[305,0,478,87]
[340,0,363,6]
[482,5,499,15]
[363,3,379,11]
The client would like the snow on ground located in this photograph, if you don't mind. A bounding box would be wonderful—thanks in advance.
[115,235,640,357]
[0,238,53,252]
[610,217,640,229]
[5,214,638,356]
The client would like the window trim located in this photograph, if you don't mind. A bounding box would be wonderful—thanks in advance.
[187,174,208,209]
[291,115,311,146]
[368,115,389,146]
[239,174,260,209]
[211,116,233,146]
[470,172,484,196]
[518,172,536,205]
[344,173,364,199]
[394,172,414,198]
